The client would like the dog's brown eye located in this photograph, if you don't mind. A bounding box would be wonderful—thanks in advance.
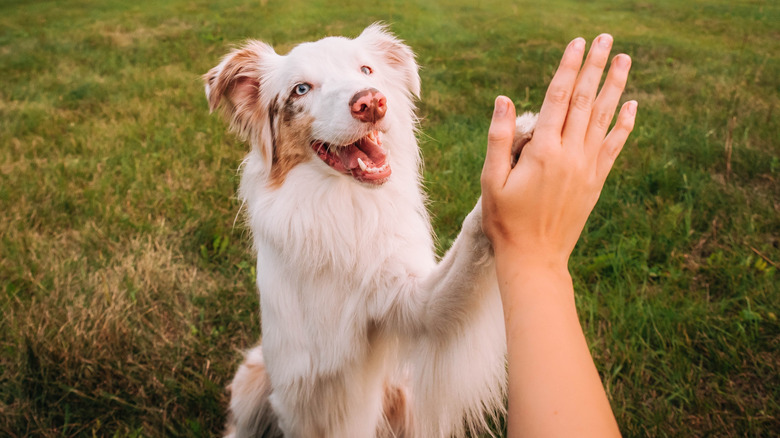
[294,83,312,96]
[360,66,372,75]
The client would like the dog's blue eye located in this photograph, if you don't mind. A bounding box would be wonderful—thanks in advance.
[294,83,311,96]
[361,66,372,75]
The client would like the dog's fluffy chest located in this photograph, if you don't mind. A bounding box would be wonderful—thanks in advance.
[241,149,434,276]
[242,154,437,376]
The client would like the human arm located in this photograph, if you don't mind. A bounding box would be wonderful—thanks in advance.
[481,34,637,437]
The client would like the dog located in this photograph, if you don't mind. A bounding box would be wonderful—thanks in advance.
[205,23,536,438]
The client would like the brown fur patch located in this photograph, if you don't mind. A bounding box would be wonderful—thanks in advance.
[282,97,305,123]
[206,47,261,112]
[268,96,313,188]
[382,383,409,437]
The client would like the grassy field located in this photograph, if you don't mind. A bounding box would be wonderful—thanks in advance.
[1,0,778,436]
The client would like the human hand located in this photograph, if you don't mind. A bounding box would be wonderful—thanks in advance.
[481,34,636,269]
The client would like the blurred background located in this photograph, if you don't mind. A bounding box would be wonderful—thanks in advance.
[1,0,777,436]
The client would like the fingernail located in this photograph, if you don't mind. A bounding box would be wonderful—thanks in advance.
[627,100,637,115]
[614,54,631,69]
[599,34,613,48]
[494,96,507,117]
[571,37,585,51]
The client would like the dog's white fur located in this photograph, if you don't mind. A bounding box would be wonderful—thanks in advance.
[205,24,536,438]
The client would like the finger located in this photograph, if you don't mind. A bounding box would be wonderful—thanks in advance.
[481,96,517,191]
[585,54,632,154]
[596,100,637,180]
[534,37,586,141]
[561,34,613,146]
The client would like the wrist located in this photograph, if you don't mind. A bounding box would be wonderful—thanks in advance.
[493,245,574,304]
[492,242,570,276]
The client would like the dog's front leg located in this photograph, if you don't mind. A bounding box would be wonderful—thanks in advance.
[415,113,538,335]
[416,197,495,336]
[371,197,495,338]
[381,197,508,438]
[377,114,537,437]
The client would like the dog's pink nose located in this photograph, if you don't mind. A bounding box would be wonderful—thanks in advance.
[350,88,387,123]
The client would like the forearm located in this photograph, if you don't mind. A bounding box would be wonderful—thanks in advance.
[496,248,620,438]
[480,33,634,438]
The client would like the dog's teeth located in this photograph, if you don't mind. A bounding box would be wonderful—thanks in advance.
[357,158,368,171]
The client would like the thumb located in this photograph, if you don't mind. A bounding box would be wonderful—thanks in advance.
[481,96,517,191]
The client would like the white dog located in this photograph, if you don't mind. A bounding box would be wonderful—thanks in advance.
[205,24,536,438]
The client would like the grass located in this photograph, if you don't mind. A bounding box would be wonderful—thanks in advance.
[1,0,777,436]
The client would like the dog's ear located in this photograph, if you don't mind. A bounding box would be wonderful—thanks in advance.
[358,23,421,98]
[204,41,277,142]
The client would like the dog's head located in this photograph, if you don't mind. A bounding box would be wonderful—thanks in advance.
[205,24,420,187]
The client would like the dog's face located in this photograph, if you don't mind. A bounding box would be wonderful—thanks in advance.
[205,24,420,187]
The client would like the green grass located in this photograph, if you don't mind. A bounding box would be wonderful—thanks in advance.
[1,0,778,436]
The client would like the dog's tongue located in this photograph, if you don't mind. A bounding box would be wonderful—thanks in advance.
[338,137,386,168]
[337,135,391,182]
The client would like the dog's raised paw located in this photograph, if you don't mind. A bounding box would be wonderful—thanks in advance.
[512,112,538,167]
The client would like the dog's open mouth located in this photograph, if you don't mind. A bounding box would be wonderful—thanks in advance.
[311,131,391,185]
